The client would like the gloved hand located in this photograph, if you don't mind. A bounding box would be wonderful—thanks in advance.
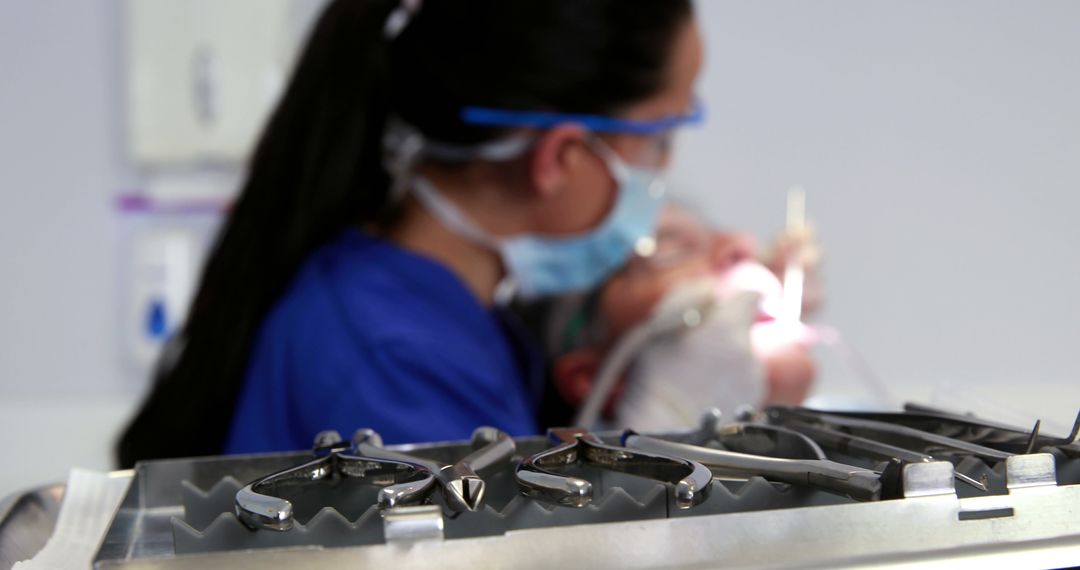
[761,223,825,316]
[716,260,818,406]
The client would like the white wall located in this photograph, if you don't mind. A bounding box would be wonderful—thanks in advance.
[0,0,142,496]
[0,0,133,395]
[0,0,1078,497]
[675,0,1080,430]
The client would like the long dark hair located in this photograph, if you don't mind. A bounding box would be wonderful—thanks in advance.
[117,0,693,467]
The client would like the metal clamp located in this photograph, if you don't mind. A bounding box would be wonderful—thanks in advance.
[1005,453,1057,490]
[515,428,713,509]
[382,504,445,543]
[235,430,436,531]
[901,461,957,498]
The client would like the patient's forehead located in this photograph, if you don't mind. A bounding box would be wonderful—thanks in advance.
[596,206,718,336]
[619,205,712,275]
[658,205,707,228]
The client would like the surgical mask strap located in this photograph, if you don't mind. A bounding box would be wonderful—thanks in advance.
[410,175,500,250]
[585,136,632,183]
[424,136,534,162]
[587,136,668,201]
[383,117,535,203]
[411,175,521,304]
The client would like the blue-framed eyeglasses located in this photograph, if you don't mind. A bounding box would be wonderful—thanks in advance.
[460,98,705,136]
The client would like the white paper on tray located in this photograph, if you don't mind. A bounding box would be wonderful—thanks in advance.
[14,468,131,570]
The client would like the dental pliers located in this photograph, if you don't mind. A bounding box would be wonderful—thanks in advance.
[515,427,713,509]
[623,430,890,502]
[235,430,436,531]
[353,426,516,513]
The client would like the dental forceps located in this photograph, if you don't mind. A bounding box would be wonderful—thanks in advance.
[515,428,713,509]
[768,407,1013,463]
[821,406,1080,456]
[353,427,516,512]
[674,408,827,461]
[623,431,889,502]
[776,415,989,492]
[235,430,436,531]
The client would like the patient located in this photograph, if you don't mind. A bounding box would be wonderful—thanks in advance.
[536,205,821,430]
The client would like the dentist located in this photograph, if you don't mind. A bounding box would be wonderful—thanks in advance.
[118,0,703,465]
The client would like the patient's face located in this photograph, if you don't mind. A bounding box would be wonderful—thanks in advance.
[552,205,814,411]
[594,206,814,406]
[600,206,758,339]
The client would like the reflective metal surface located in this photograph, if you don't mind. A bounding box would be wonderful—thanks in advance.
[625,432,885,501]
[234,430,436,531]
[680,408,829,461]
[1005,453,1057,489]
[901,461,956,498]
[0,483,64,568]
[65,421,1080,565]
[70,405,1080,568]
[356,426,515,512]
[381,505,444,543]
[778,414,990,492]
[515,428,712,509]
[769,407,1014,461]
[95,479,1080,569]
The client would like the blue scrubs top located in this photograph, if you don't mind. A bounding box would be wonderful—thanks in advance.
[224,229,544,454]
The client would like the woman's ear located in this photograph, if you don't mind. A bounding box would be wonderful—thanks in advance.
[529,123,589,198]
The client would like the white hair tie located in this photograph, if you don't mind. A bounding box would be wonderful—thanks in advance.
[384,0,422,40]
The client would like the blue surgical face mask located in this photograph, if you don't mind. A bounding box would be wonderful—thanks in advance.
[410,138,667,301]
